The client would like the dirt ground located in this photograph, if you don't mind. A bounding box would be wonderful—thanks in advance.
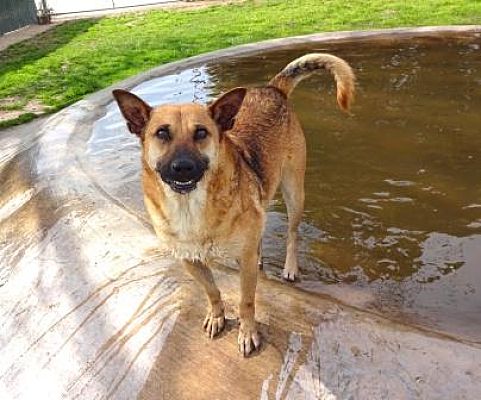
[51,0,242,21]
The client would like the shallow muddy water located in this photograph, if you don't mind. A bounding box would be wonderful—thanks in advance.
[87,33,481,342]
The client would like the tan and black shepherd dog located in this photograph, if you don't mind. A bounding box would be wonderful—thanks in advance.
[113,53,355,356]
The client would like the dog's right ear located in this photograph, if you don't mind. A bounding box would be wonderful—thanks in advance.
[209,87,246,132]
[112,89,152,138]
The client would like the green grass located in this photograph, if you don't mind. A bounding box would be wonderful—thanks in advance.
[0,0,480,128]
[0,113,36,128]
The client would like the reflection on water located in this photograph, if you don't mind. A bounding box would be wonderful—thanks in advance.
[89,34,481,341]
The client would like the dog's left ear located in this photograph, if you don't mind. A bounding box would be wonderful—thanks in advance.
[209,87,246,132]
[112,89,152,138]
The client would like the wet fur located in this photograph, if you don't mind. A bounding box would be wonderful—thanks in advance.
[113,53,355,356]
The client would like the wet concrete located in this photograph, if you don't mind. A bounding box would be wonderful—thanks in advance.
[1,27,481,399]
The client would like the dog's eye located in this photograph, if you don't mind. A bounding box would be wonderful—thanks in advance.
[194,127,208,141]
[156,126,171,141]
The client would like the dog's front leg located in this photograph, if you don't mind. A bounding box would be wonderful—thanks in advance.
[182,259,225,338]
[238,242,261,356]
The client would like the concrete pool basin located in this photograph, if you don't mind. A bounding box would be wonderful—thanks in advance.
[1,26,481,399]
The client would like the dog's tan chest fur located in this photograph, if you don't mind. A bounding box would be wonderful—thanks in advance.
[144,181,212,260]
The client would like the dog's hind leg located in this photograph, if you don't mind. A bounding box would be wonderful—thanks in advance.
[182,259,225,338]
[280,152,306,281]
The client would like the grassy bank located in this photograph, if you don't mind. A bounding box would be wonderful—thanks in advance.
[0,0,480,128]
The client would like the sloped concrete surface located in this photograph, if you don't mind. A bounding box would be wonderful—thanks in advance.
[1,27,481,399]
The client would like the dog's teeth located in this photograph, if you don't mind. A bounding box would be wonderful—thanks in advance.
[174,180,194,187]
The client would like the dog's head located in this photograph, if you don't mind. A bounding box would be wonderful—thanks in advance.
[113,88,246,194]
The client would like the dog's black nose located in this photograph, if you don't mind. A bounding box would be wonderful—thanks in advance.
[171,158,195,174]
[159,152,208,192]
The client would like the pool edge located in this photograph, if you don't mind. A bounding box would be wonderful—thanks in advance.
[85,25,481,106]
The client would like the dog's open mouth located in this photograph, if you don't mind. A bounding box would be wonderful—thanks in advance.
[169,180,197,194]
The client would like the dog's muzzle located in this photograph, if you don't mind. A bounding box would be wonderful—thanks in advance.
[157,152,208,194]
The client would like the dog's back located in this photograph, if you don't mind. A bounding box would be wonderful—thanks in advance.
[224,86,298,201]
[225,53,355,203]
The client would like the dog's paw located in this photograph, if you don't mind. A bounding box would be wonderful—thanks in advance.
[238,319,261,357]
[282,266,299,282]
[203,310,225,339]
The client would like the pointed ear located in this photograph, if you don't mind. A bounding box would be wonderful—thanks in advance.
[209,87,246,132]
[112,89,152,138]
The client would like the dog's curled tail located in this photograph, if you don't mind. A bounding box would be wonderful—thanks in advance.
[269,53,355,112]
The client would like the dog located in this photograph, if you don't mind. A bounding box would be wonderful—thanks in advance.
[113,53,355,356]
